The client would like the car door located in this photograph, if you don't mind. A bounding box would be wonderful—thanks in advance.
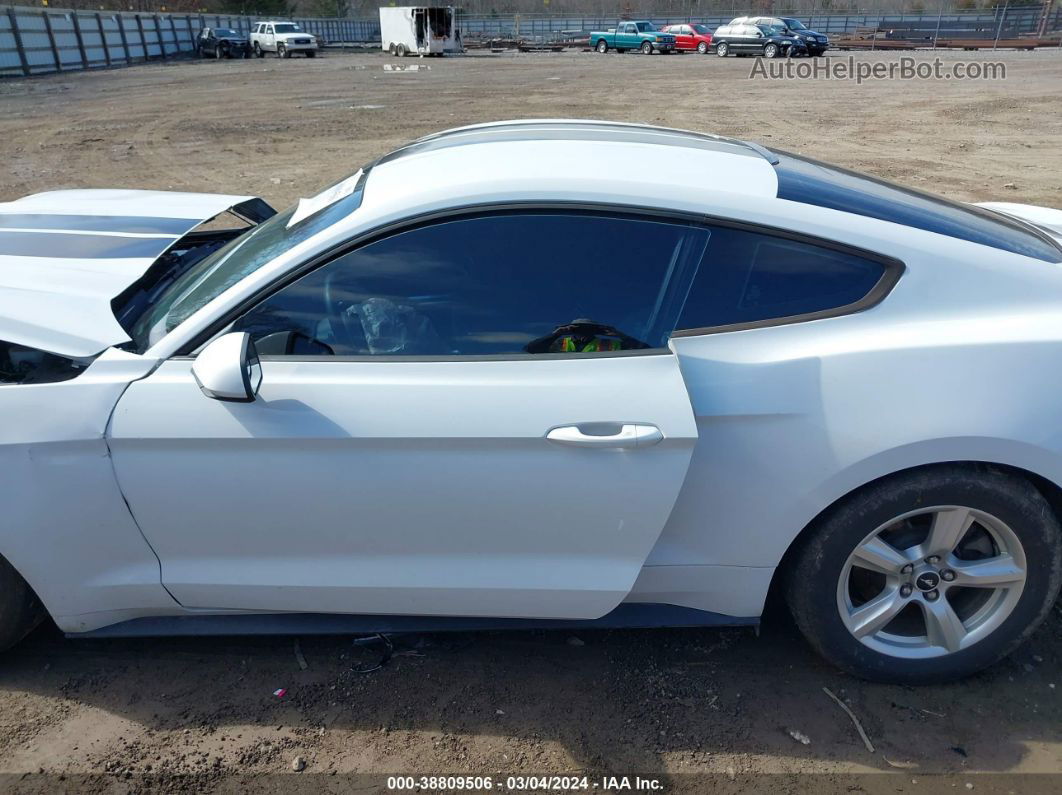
[677,25,694,50]
[108,209,703,620]
[264,24,276,51]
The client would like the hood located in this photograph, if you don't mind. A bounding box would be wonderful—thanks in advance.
[277,31,313,40]
[0,189,274,359]
[977,201,1062,246]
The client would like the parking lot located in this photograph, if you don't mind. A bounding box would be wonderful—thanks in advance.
[0,47,1061,792]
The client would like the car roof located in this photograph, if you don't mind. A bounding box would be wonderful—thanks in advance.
[359,120,781,211]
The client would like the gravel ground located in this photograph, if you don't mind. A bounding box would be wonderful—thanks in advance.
[0,47,1060,793]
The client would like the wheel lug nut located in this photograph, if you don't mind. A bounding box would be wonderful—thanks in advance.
[901,564,914,575]
[925,589,940,601]
[940,569,956,582]
[926,555,941,564]
[900,584,913,597]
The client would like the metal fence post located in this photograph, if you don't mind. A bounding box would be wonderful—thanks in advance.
[154,15,166,58]
[994,0,1009,49]
[117,14,131,64]
[96,12,111,67]
[72,12,89,69]
[168,15,178,55]
[135,14,146,60]
[933,6,942,48]
[41,10,62,72]
[7,8,31,76]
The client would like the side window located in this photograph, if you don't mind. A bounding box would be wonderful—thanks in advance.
[675,226,890,332]
[234,212,709,357]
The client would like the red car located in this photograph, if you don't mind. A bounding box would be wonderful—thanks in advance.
[660,23,713,54]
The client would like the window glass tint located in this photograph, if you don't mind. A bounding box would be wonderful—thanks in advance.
[234,213,709,357]
[676,226,886,330]
[774,150,1062,264]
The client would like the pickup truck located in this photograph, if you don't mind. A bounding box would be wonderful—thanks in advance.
[591,21,676,54]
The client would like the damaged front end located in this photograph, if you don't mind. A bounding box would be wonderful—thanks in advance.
[0,190,275,384]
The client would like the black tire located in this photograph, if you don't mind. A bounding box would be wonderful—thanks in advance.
[396,43,407,57]
[388,42,396,55]
[254,42,264,58]
[640,41,653,55]
[785,464,1062,684]
[214,44,224,59]
[596,39,608,53]
[716,42,728,57]
[0,555,43,651]
[306,50,316,58]
[763,43,779,58]
[277,43,288,58]
[697,41,708,54]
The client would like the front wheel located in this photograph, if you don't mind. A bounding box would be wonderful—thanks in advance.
[254,42,264,58]
[640,41,653,54]
[0,555,43,651]
[307,50,316,58]
[716,42,729,57]
[277,43,289,58]
[596,39,608,53]
[785,465,1062,683]
[697,41,708,54]
[763,43,779,58]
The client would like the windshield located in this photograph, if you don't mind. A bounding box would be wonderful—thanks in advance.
[781,18,807,30]
[692,24,711,34]
[274,24,300,33]
[635,22,656,32]
[215,29,239,37]
[128,173,365,353]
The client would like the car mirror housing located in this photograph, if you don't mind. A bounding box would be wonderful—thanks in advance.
[191,332,262,403]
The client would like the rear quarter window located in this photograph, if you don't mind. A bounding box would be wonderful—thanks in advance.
[675,225,895,333]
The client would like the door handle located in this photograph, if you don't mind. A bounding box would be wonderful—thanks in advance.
[546,423,663,449]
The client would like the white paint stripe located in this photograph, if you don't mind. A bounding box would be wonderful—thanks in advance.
[0,227,180,240]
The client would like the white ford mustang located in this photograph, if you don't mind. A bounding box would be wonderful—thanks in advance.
[3,120,1062,683]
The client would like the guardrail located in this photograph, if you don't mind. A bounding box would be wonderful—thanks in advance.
[1,5,1059,78]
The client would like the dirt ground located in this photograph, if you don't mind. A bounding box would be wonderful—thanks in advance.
[0,48,1061,793]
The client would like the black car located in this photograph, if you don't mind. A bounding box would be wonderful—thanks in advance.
[743,16,830,56]
[712,22,807,58]
[196,28,251,59]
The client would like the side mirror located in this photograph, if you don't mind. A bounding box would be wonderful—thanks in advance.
[192,331,262,403]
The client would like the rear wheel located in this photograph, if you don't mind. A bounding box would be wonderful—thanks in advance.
[0,555,43,651]
[716,42,729,57]
[388,42,396,55]
[596,39,608,53]
[786,465,1062,683]
[396,43,407,57]
[697,41,708,54]
[640,41,653,55]
[214,44,224,59]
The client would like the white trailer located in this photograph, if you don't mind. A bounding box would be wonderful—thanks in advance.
[380,6,461,56]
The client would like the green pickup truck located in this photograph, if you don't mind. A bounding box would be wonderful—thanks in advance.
[591,21,677,54]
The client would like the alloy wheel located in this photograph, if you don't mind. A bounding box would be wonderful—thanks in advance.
[837,506,1027,658]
